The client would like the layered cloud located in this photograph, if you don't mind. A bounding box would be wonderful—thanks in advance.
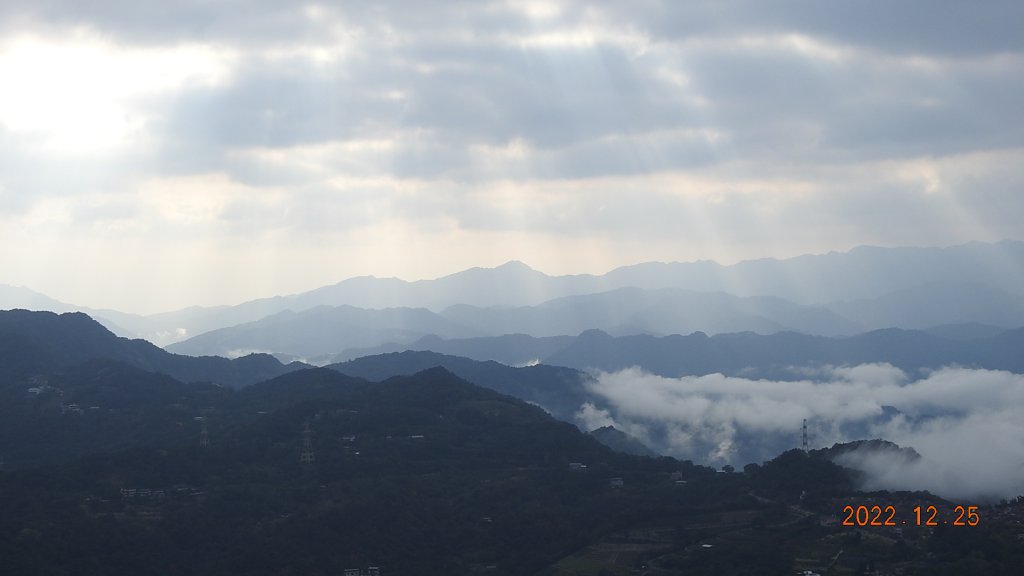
[1,2,1023,312]
[578,365,1024,501]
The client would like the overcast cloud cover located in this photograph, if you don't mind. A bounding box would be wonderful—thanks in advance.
[1,1,1023,312]
[578,364,1024,501]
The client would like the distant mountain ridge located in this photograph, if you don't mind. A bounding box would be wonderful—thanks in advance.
[166,305,476,359]
[328,327,1024,380]
[5,240,1022,347]
[441,287,860,336]
[166,286,863,358]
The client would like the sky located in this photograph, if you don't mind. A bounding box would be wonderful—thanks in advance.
[1,1,1023,314]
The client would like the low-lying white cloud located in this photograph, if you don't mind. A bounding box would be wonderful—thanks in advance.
[578,365,1024,501]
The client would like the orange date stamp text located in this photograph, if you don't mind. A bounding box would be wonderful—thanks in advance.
[841,504,980,527]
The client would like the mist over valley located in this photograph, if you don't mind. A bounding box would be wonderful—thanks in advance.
[4,0,1024,570]
[4,242,1024,505]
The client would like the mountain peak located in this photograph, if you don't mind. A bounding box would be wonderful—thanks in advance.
[452,260,540,277]
[495,260,535,272]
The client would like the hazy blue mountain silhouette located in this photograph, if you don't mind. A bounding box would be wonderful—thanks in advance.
[603,241,1024,304]
[327,333,575,365]
[326,327,1024,380]
[0,284,75,312]
[166,287,866,358]
[826,282,1024,329]
[166,305,477,358]
[544,328,1024,377]
[442,287,859,337]
[8,241,1022,347]
[922,322,1012,340]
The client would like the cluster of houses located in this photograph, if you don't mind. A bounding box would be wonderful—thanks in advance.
[568,462,688,488]
[60,402,85,415]
[120,484,206,501]
[343,567,380,576]
[120,487,166,500]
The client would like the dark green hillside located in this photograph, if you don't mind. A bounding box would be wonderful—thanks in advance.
[0,359,232,469]
[1,362,1022,575]
[0,366,710,575]
[224,367,632,477]
[0,309,304,387]
[329,350,591,421]
[239,366,365,408]
[589,426,657,457]
[328,332,576,366]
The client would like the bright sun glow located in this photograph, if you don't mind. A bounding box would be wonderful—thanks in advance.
[0,33,232,153]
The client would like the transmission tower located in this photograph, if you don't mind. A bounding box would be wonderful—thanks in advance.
[300,420,315,465]
[801,418,809,452]
[200,419,210,448]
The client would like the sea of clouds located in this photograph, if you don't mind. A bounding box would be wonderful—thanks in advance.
[576,364,1024,501]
